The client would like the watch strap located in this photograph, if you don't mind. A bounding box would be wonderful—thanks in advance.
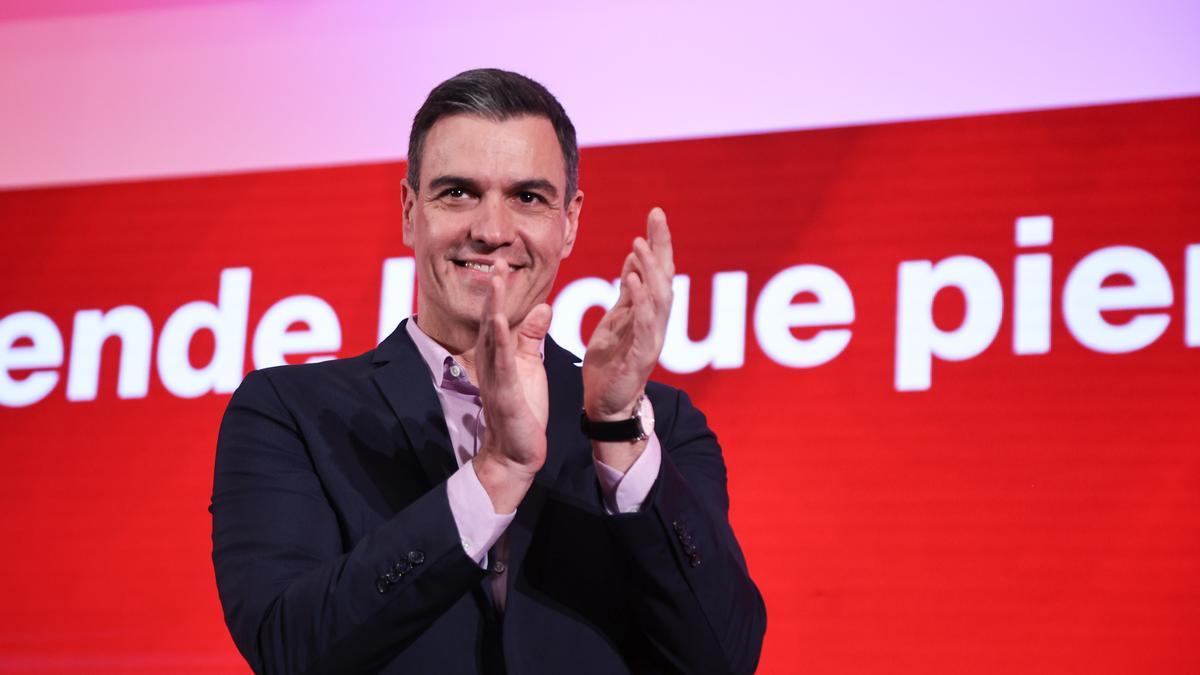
[580,395,649,442]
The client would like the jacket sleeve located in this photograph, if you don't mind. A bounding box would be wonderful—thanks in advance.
[209,369,485,675]
[605,384,767,674]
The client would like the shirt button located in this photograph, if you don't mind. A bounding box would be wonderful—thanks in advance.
[449,364,463,378]
[490,560,507,574]
[461,538,472,552]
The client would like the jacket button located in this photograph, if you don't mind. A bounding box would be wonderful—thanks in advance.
[376,577,389,593]
[689,554,702,568]
[683,543,697,555]
[393,560,412,575]
[408,550,425,565]
[385,570,400,583]
[672,521,685,534]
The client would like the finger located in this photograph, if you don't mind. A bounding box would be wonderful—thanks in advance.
[633,237,671,312]
[517,303,551,357]
[625,271,658,349]
[478,271,499,360]
[492,310,514,366]
[625,269,648,314]
[481,272,514,387]
[493,258,511,319]
[629,271,658,339]
[647,207,675,276]
[612,251,640,310]
[612,271,643,336]
[488,310,522,407]
[492,267,508,322]
[489,272,512,358]
[619,247,638,284]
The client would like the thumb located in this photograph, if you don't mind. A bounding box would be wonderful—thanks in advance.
[517,303,552,357]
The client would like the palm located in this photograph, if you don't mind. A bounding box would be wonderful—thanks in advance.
[475,264,552,473]
[583,208,674,419]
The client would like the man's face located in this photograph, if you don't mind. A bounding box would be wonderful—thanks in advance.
[402,114,582,342]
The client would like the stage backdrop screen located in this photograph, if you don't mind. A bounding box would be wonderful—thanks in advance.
[1,96,1198,673]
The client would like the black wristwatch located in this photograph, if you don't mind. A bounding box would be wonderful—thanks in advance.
[580,394,654,442]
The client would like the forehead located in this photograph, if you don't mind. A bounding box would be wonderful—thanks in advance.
[419,114,566,190]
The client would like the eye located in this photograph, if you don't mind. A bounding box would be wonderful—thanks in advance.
[517,192,544,205]
[443,187,469,199]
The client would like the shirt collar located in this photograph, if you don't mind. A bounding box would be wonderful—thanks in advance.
[404,316,545,393]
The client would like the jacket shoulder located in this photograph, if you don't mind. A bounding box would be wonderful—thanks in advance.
[256,348,377,382]
[233,348,382,409]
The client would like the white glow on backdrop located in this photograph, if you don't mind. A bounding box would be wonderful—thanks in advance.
[1,0,1198,189]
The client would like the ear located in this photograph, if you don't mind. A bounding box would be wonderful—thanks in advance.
[561,188,583,258]
[400,178,417,247]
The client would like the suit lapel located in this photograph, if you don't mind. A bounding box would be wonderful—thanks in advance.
[373,324,588,614]
[538,337,582,489]
[370,320,458,487]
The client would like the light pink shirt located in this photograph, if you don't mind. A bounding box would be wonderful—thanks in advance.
[404,319,662,611]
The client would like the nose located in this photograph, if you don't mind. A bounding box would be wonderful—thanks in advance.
[469,194,516,249]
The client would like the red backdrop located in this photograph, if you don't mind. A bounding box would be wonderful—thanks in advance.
[1,96,1198,673]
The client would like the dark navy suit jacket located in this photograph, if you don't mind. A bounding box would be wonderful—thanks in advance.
[211,320,766,674]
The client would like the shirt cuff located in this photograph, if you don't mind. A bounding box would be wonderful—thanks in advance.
[446,459,515,565]
[594,432,662,515]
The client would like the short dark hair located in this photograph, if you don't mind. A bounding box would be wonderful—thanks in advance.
[407,68,579,203]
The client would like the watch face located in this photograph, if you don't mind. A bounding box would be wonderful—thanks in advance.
[636,395,655,439]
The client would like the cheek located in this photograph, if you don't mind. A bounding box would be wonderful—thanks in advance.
[413,219,460,258]
[529,221,568,258]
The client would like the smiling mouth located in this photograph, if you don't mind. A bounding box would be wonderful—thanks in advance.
[454,260,524,273]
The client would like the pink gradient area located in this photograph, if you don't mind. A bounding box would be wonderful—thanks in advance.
[0,0,250,21]
[2,0,1199,189]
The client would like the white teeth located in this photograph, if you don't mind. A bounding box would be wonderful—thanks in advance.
[463,261,494,273]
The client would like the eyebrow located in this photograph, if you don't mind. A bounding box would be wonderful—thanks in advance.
[510,179,559,200]
[427,175,482,194]
[426,175,560,200]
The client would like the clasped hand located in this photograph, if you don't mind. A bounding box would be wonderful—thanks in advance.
[472,209,675,511]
